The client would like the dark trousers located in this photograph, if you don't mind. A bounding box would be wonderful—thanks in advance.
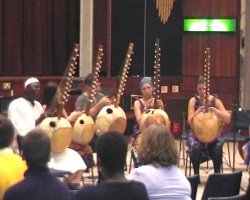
[187,134,224,175]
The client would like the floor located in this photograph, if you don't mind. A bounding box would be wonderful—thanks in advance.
[83,141,249,200]
[170,141,248,199]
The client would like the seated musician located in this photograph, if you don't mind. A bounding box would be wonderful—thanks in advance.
[75,73,111,117]
[42,81,80,122]
[39,82,87,188]
[72,73,111,168]
[8,77,44,148]
[133,77,164,132]
[187,76,231,176]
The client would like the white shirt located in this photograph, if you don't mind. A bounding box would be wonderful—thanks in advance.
[8,97,44,137]
[129,164,191,200]
[48,148,87,173]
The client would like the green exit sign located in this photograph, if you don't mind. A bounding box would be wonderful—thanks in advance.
[184,19,236,32]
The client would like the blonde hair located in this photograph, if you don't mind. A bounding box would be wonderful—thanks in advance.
[137,124,178,167]
[142,114,166,129]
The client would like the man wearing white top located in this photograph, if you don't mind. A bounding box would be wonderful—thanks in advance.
[8,77,44,144]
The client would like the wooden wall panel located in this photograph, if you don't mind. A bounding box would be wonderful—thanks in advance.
[94,0,111,76]
[182,0,240,109]
[183,0,240,77]
[23,0,45,75]
[183,0,238,17]
[0,0,2,73]
[183,34,238,77]
[2,0,23,75]
[0,0,80,76]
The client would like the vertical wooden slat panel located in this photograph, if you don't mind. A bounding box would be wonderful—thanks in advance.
[183,0,239,77]
[0,0,80,76]
[0,0,3,72]
[23,0,44,75]
[94,0,109,76]
[3,0,23,75]
[42,0,53,75]
[53,0,67,75]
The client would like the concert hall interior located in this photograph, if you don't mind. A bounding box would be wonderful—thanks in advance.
[0,0,250,200]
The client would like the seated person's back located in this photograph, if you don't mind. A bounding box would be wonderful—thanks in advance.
[0,116,26,199]
[75,132,149,200]
[76,181,148,200]
[4,129,71,200]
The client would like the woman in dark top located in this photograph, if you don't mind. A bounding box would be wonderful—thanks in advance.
[187,76,231,176]
[75,132,149,200]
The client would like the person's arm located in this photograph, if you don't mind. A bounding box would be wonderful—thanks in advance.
[155,99,164,109]
[67,111,82,122]
[88,96,111,117]
[188,97,202,125]
[209,97,231,124]
[134,100,142,125]
[34,102,46,125]
[187,97,195,126]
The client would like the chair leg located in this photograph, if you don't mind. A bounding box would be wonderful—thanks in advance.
[128,150,133,173]
[227,142,232,168]
[178,139,182,166]
[189,157,192,176]
[185,152,188,176]
[91,167,95,184]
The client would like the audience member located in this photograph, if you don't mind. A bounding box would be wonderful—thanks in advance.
[75,132,149,200]
[0,116,26,199]
[4,129,71,200]
[129,125,191,200]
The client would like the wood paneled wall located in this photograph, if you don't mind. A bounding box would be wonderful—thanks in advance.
[0,0,80,76]
[93,0,111,76]
[182,0,240,109]
[0,0,240,122]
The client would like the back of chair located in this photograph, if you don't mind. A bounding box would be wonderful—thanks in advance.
[202,171,242,200]
[208,193,245,200]
[187,175,200,200]
[50,168,70,177]
[131,149,140,168]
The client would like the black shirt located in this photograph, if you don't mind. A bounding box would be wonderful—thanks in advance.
[75,181,149,200]
[4,167,72,200]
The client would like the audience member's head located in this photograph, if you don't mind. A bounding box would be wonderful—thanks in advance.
[21,129,51,168]
[0,115,15,149]
[96,132,128,176]
[138,124,178,167]
[141,114,167,130]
